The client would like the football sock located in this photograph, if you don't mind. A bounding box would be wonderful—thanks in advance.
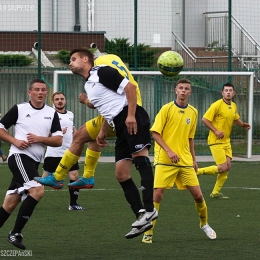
[54,150,80,181]
[0,206,10,228]
[133,156,154,212]
[12,195,38,234]
[144,202,160,236]
[212,172,228,194]
[195,200,208,227]
[197,165,218,175]
[69,180,79,205]
[83,149,101,178]
[119,178,143,218]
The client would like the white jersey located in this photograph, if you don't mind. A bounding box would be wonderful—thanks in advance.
[85,65,129,125]
[0,101,62,162]
[44,110,74,158]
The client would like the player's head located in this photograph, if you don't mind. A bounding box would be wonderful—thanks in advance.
[29,78,46,90]
[52,91,66,111]
[222,82,235,102]
[69,48,94,76]
[175,78,192,102]
[28,79,48,107]
[222,82,234,91]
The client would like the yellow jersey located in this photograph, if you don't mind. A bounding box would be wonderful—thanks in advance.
[151,101,198,167]
[94,54,142,106]
[203,99,240,145]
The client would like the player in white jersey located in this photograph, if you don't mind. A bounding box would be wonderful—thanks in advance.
[0,79,62,250]
[35,48,157,239]
[42,91,85,210]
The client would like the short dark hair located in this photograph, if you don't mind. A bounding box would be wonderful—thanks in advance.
[70,48,94,66]
[222,82,234,91]
[52,91,65,101]
[29,79,46,90]
[176,78,191,86]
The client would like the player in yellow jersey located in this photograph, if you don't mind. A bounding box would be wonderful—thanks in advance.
[142,78,216,244]
[196,82,250,199]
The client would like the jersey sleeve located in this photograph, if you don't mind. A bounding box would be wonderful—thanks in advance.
[234,103,240,120]
[150,105,168,134]
[203,101,219,121]
[0,105,18,130]
[97,66,129,93]
[50,111,62,136]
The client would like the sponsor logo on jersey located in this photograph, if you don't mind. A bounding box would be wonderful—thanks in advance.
[44,117,51,120]
[179,110,185,114]
[26,114,30,117]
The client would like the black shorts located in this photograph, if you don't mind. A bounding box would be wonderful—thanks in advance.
[8,154,40,190]
[113,105,151,162]
[43,157,79,172]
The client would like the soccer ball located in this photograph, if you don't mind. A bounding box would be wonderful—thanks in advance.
[157,51,184,77]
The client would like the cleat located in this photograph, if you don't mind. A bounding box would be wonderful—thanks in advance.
[142,234,153,244]
[7,232,26,250]
[132,208,158,228]
[125,222,153,239]
[34,174,64,190]
[201,224,217,240]
[68,204,86,211]
[2,156,7,162]
[210,192,229,199]
[67,177,95,189]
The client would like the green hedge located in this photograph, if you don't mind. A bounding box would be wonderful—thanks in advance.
[0,54,33,67]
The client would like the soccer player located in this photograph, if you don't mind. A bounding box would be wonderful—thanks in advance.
[0,79,62,249]
[142,78,216,244]
[196,82,251,199]
[42,91,85,210]
[35,49,157,238]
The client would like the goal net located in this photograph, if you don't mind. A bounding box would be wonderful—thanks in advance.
[53,70,254,158]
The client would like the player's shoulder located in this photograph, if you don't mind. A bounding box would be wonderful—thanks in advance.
[187,104,198,114]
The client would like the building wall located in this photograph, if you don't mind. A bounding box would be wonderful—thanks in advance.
[0,1,259,49]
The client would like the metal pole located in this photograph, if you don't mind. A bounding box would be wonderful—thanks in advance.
[228,0,232,72]
[38,0,41,78]
[134,0,137,70]
[74,0,81,31]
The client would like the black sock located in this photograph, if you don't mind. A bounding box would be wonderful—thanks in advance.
[134,156,154,212]
[69,180,79,205]
[119,178,143,218]
[12,195,38,234]
[0,206,11,228]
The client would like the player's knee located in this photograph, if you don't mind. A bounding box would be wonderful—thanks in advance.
[218,163,230,172]
[29,186,44,201]
[133,156,151,170]
[153,189,163,203]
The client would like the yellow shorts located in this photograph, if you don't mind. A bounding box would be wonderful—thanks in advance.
[85,115,116,140]
[154,164,199,190]
[209,143,232,165]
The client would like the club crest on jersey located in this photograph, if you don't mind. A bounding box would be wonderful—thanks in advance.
[186,118,191,124]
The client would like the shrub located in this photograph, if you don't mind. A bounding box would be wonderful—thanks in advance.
[0,54,33,67]
[105,37,159,68]
[56,50,70,65]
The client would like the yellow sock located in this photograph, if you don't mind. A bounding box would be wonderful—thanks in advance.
[212,172,228,194]
[54,150,80,181]
[144,202,160,236]
[195,200,208,227]
[197,165,218,175]
[83,149,101,178]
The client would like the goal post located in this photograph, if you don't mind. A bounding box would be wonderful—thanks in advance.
[53,70,254,158]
